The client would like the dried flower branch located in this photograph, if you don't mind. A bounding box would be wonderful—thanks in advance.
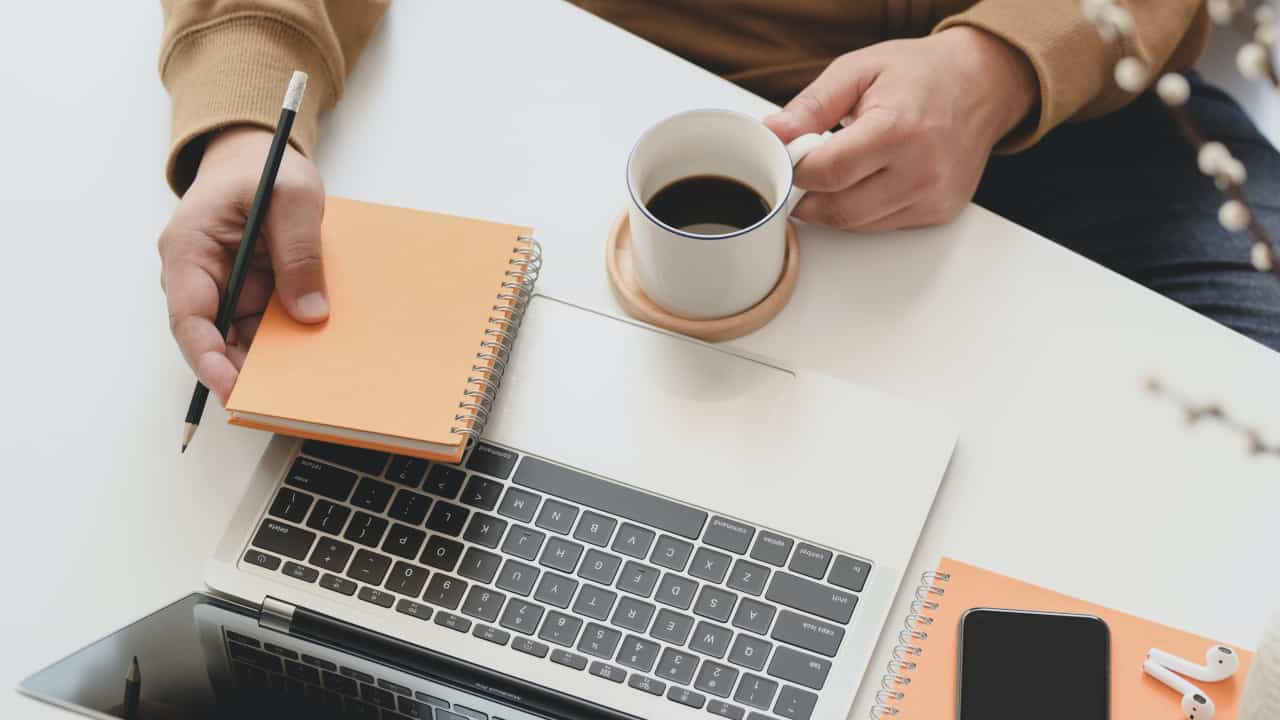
[1146,376,1280,458]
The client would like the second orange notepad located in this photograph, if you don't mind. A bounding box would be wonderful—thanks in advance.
[226,196,538,463]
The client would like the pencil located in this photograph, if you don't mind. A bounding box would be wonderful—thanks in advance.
[122,655,140,720]
[182,70,309,452]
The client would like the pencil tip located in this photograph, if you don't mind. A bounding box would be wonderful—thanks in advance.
[127,656,140,681]
[182,422,197,451]
[181,444,187,453]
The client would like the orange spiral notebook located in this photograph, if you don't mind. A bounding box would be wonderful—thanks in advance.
[226,196,540,463]
[872,557,1254,719]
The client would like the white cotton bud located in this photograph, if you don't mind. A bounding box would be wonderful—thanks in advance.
[1218,200,1251,232]
[1198,142,1231,176]
[1237,42,1271,79]
[1114,57,1150,92]
[1156,73,1191,106]
[1080,0,1111,22]
[1252,243,1275,272]
[1208,0,1236,25]
[1257,24,1277,47]
[1223,157,1247,186]
[1101,4,1135,34]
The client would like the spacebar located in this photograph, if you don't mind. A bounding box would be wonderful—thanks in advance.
[512,456,707,539]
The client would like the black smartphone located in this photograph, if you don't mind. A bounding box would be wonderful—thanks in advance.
[958,608,1110,720]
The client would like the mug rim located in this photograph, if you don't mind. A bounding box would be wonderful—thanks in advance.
[625,108,793,241]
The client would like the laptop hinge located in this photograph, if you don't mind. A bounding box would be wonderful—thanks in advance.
[259,596,296,634]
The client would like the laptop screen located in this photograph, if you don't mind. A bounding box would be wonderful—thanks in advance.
[19,594,565,720]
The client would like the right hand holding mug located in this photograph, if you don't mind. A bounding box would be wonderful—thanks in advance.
[158,126,329,403]
[764,27,1037,233]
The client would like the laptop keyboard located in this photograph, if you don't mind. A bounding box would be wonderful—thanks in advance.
[245,440,873,720]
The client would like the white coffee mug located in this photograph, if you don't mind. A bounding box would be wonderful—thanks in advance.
[626,109,825,320]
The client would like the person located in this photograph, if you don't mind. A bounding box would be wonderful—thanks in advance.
[157,1,1280,403]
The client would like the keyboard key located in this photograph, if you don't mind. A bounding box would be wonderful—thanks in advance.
[244,549,282,571]
[396,599,432,621]
[578,549,622,585]
[573,511,617,547]
[668,686,707,709]
[550,649,588,671]
[511,636,549,658]
[286,457,358,501]
[535,499,579,535]
[420,536,463,571]
[351,476,395,513]
[461,475,504,510]
[458,547,502,584]
[451,705,487,720]
[323,670,358,696]
[501,526,546,561]
[573,584,618,621]
[695,661,739,698]
[320,573,357,596]
[385,455,430,487]
[727,559,770,596]
[628,674,666,696]
[788,544,831,579]
[343,698,379,719]
[539,537,584,573]
[829,555,872,593]
[229,643,284,673]
[534,572,579,609]
[347,549,393,585]
[422,574,467,610]
[301,441,389,475]
[252,520,316,561]
[435,611,472,633]
[732,598,777,635]
[343,512,388,547]
[651,609,695,645]
[284,659,320,684]
[750,532,793,567]
[773,685,819,720]
[310,537,354,573]
[588,661,625,683]
[466,443,518,479]
[424,465,466,498]
[690,621,733,658]
[538,611,584,646]
[462,513,508,549]
[361,682,397,710]
[383,524,427,560]
[729,634,773,671]
[577,623,622,659]
[461,586,506,622]
[497,487,541,523]
[767,646,830,691]
[500,598,545,635]
[656,647,699,685]
[655,573,699,610]
[708,700,747,719]
[269,488,314,523]
[691,547,732,584]
[734,674,779,710]
[474,624,510,646]
[611,524,656,559]
[772,610,845,657]
[496,559,539,596]
[514,456,707,539]
[704,516,755,554]
[283,562,319,583]
[617,635,660,672]
[612,597,656,632]
[694,586,737,623]
[226,631,260,648]
[358,586,395,608]
[425,501,470,536]
[651,535,695,571]
[766,573,857,624]
[397,696,434,719]
[384,561,429,597]
[307,499,351,535]
[388,490,432,525]
[617,561,660,597]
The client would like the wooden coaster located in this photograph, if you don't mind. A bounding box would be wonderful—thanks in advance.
[605,210,800,342]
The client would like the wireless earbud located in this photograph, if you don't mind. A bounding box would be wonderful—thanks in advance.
[1148,646,1240,683]
[1144,658,1216,720]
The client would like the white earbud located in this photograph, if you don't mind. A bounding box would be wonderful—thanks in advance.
[1148,646,1240,683]
[1145,658,1216,720]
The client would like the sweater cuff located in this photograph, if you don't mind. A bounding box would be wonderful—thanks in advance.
[934,0,1117,153]
[160,14,336,195]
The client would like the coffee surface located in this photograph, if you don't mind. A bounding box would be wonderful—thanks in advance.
[645,175,771,235]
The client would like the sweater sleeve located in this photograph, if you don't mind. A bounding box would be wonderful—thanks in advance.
[158,0,389,194]
[934,0,1210,152]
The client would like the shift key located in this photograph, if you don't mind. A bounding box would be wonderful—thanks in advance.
[765,573,857,624]
[285,457,358,502]
[251,520,316,561]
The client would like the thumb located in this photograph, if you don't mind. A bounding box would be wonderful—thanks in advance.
[266,184,329,323]
[764,52,875,143]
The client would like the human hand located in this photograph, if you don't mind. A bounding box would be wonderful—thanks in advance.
[158,126,327,403]
[764,27,1037,232]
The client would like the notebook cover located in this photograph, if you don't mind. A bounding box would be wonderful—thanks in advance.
[891,557,1254,719]
[226,196,533,462]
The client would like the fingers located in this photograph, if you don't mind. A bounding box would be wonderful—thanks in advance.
[164,261,238,401]
[265,176,329,324]
[764,52,880,142]
[792,107,899,193]
[793,168,915,231]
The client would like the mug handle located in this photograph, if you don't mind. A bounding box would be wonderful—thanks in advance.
[783,132,828,215]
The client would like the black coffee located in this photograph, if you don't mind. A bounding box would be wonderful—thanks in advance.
[645,175,771,235]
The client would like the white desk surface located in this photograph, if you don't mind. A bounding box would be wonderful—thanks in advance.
[2,2,1278,718]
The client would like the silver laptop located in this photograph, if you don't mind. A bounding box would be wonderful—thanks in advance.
[23,295,954,720]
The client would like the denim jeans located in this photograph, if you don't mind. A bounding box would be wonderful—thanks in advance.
[974,73,1280,352]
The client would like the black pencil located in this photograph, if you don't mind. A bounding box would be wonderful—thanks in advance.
[182,70,309,452]
[122,655,140,720]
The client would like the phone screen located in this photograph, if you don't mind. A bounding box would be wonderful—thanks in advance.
[958,608,1110,720]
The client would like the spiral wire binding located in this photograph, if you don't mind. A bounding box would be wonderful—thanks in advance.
[870,570,951,719]
[451,238,542,441]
